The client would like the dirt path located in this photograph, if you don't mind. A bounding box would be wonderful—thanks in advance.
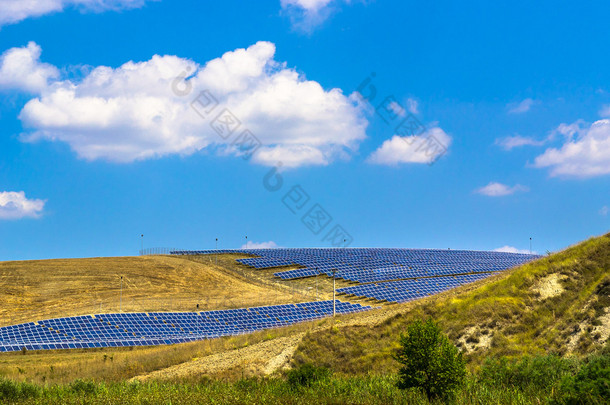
[132,333,306,381]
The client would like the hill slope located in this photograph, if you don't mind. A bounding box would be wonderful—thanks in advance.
[0,254,305,327]
[1,234,608,385]
[292,233,610,374]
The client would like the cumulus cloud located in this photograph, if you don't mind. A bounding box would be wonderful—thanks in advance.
[280,0,346,32]
[10,41,367,167]
[475,182,529,197]
[494,245,534,254]
[0,0,154,27]
[507,98,536,114]
[599,105,610,118]
[0,41,59,93]
[0,191,45,220]
[367,127,451,166]
[495,134,546,151]
[241,240,278,249]
[534,119,610,178]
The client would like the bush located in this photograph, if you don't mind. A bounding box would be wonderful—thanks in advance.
[17,381,41,399]
[70,379,98,395]
[554,353,610,405]
[0,378,41,400]
[479,354,577,392]
[0,378,19,401]
[394,319,466,400]
[286,363,331,388]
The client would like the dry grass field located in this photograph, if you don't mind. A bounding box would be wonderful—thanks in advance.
[0,254,310,328]
[0,252,391,384]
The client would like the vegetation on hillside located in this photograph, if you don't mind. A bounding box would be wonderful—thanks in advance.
[395,319,466,400]
[1,345,608,404]
[293,233,610,374]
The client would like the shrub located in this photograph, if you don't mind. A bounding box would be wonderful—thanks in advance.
[18,381,41,399]
[286,363,331,388]
[0,378,19,401]
[0,378,40,400]
[394,319,466,400]
[479,354,577,392]
[70,379,98,395]
[554,353,610,405]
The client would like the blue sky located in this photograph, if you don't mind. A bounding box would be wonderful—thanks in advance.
[0,0,609,260]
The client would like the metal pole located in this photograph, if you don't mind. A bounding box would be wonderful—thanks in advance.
[332,269,336,318]
[140,234,143,255]
[120,276,123,312]
[530,237,532,254]
[215,238,218,265]
[316,268,318,301]
[245,235,248,248]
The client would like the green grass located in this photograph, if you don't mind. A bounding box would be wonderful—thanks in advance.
[0,374,567,405]
[4,348,609,404]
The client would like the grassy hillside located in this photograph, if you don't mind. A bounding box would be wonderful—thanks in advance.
[1,233,608,394]
[293,233,610,374]
[0,254,307,327]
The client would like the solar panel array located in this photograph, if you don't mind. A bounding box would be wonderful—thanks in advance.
[172,248,539,283]
[337,273,495,303]
[0,248,539,353]
[0,300,369,353]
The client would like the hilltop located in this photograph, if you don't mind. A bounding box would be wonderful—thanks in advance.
[0,254,309,328]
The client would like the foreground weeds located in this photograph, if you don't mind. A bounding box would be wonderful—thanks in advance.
[1,351,608,405]
[0,374,556,405]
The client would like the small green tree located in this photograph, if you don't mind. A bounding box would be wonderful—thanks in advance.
[394,319,466,400]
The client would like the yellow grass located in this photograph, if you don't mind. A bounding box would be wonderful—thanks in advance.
[0,254,308,327]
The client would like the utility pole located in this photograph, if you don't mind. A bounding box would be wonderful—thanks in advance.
[332,268,336,318]
[120,276,123,312]
[315,267,318,301]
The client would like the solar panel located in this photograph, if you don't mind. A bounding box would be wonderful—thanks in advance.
[177,247,538,283]
[0,300,370,352]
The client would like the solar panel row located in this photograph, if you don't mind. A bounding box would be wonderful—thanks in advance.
[337,273,496,303]
[0,300,370,353]
[171,248,539,283]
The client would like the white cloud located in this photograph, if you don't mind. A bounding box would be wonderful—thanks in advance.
[494,245,534,254]
[496,122,581,152]
[0,191,45,220]
[367,127,451,166]
[600,206,608,216]
[534,119,610,178]
[599,104,610,118]
[0,0,154,27]
[241,240,278,249]
[475,182,529,197]
[495,135,545,151]
[388,101,406,118]
[0,41,59,93]
[13,41,367,168]
[405,98,419,115]
[507,98,536,114]
[280,0,345,32]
